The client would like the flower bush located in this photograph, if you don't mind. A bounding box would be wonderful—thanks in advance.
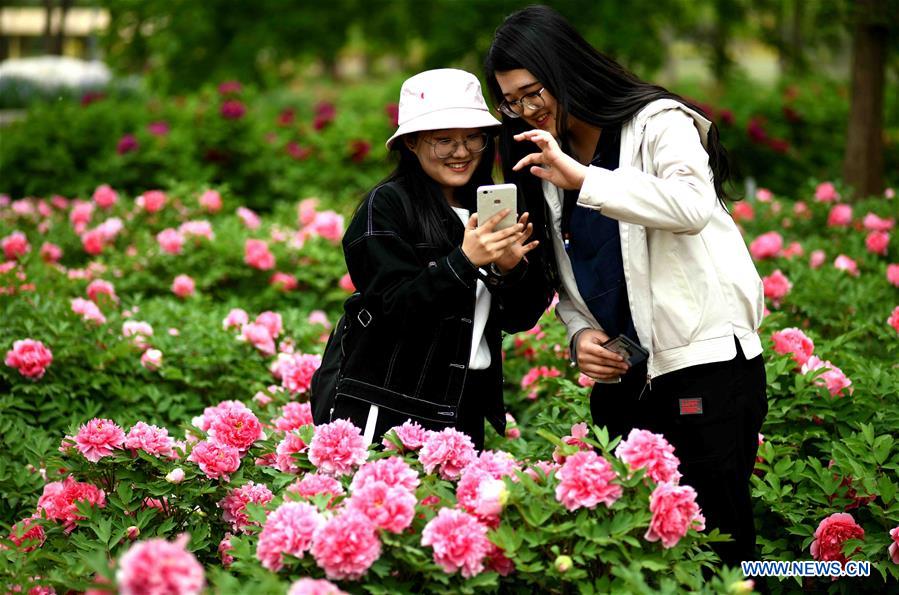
[1,143,897,595]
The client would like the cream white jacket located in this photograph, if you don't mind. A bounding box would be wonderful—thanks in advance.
[546,99,764,379]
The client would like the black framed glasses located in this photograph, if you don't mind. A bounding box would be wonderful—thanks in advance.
[421,132,489,159]
[498,87,546,118]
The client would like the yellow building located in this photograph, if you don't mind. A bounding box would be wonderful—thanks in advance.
[0,6,109,61]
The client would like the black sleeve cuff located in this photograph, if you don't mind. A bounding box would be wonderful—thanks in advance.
[445,246,479,287]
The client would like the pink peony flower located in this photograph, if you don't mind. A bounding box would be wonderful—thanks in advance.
[207,401,263,451]
[40,242,63,263]
[287,473,344,502]
[456,467,507,523]
[71,297,106,325]
[810,512,864,564]
[644,482,706,548]
[311,509,382,580]
[809,249,826,269]
[383,419,430,452]
[466,450,519,479]
[70,200,94,233]
[288,578,347,595]
[887,188,896,199]
[254,311,282,338]
[801,356,852,397]
[222,308,249,330]
[166,468,185,483]
[140,348,163,371]
[221,99,246,119]
[348,480,416,533]
[833,254,859,276]
[771,328,815,366]
[96,217,123,241]
[887,264,899,287]
[419,427,476,480]
[749,231,783,260]
[308,419,368,476]
[271,271,298,291]
[237,206,261,230]
[555,450,622,511]
[147,120,169,136]
[240,322,275,355]
[306,211,345,243]
[826,204,852,227]
[782,241,804,259]
[218,533,234,567]
[350,456,420,493]
[171,274,195,298]
[274,401,314,432]
[157,228,184,254]
[136,190,166,213]
[92,184,118,209]
[37,476,106,532]
[122,320,153,348]
[275,431,309,473]
[762,269,792,306]
[74,418,125,462]
[117,534,204,595]
[256,502,324,571]
[888,526,899,564]
[188,440,241,481]
[863,212,895,232]
[338,273,355,293]
[117,133,139,154]
[220,481,274,533]
[865,231,889,255]
[731,201,754,222]
[578,373,596,387]
[755,188,773,202]
[887,306,899,334]
[553,422,592,463]
[614,429,682,485]
[307,310,331,328]
[245,239,276,270]
[2,231,30,260]
[280,353,322,394]
[199,189,222,213]
[8,515,46,552]
[86,279,117,304]
[520,365,562,398]
[124,422,175,458]
[421,508,491,577]
[815,181,840,202]
[298,198,319,226]
[505,413,521,439]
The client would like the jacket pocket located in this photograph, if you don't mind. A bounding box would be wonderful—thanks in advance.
[649,248,701,351]
[336,377,459,425]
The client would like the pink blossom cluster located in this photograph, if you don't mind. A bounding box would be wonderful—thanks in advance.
[308,419,368,476]
[554,450,622,511]
[2,230,30,260]
[220,481,274,532]
[287,473,344,503]
[418,427,476,480]
[273,401,314,432]
[37,476,106,532]
[553,422,593,463]
[614,429,682,485]
[889,306,899,334]
[383,419,430,452]
[71,297,106,324]
[421,508,492,577]
[762,269,791,307]
[8,515,46,552]
[124,421,177,458]
[135,190,167,213]
[347,479,416,533]
[810,512,864,564]
[74,418,125,462]
[520,365,562,399]
[826,204,852,227]
[311,509,382,580]
[770,327,815,366]
[4,338,53,379]
[206,400,264,452]
[187,440,242,481]
[278,352,323,394]
[199,189,223,213]
[801,356,853,397]
[117,534,204,595]
[288,578,347,595]
[749,231,783,260]
[245,238,276,270]
[297,210,345,244]
[644,482,706,548]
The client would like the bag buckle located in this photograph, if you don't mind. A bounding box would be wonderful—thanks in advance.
[357,308,373,328]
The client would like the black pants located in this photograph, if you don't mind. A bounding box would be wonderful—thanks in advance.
[590,338,768,567]
[348,368,491,451]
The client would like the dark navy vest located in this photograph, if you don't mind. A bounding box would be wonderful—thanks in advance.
[561,125,638,343]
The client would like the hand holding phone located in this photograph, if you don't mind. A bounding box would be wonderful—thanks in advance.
[601,335,649,367]
[477,184,518,231]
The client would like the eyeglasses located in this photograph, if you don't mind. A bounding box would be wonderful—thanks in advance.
[498,87,546,118]
[421,132,489,159]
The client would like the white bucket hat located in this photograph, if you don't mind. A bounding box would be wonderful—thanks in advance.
[385,68,501,150]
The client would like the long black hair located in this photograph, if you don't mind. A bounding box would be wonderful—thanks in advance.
[485,5,733,203]
[360,131,498,250]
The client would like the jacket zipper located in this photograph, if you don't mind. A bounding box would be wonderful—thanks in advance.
[637,374,652,400]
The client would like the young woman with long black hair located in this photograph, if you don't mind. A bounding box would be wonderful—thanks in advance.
[314,69,552,450]
[485,6,767,566]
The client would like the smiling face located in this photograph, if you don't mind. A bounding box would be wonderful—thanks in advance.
[494,69,559,136]
[405,128,485,202]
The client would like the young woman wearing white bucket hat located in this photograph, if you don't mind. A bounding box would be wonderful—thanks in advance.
[311,69,553,449]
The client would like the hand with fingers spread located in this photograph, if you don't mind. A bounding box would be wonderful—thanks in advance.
[462,209,526,267]
[494,212,540,272]
[512,129,589,190]
[576,329,630,382]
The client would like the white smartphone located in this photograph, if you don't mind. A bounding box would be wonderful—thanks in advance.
[476,184,518,231]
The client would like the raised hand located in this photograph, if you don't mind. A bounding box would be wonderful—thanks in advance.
[494,212,539,272]
[512,129,588,190]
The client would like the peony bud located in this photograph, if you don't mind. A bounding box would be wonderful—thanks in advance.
[126,526,140,540]
[554,555,573,573]
[728,579,755,593]
[165,468,185,483]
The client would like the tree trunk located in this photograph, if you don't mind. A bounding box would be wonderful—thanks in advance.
[843,0,887,199]
[43,0,55,54]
